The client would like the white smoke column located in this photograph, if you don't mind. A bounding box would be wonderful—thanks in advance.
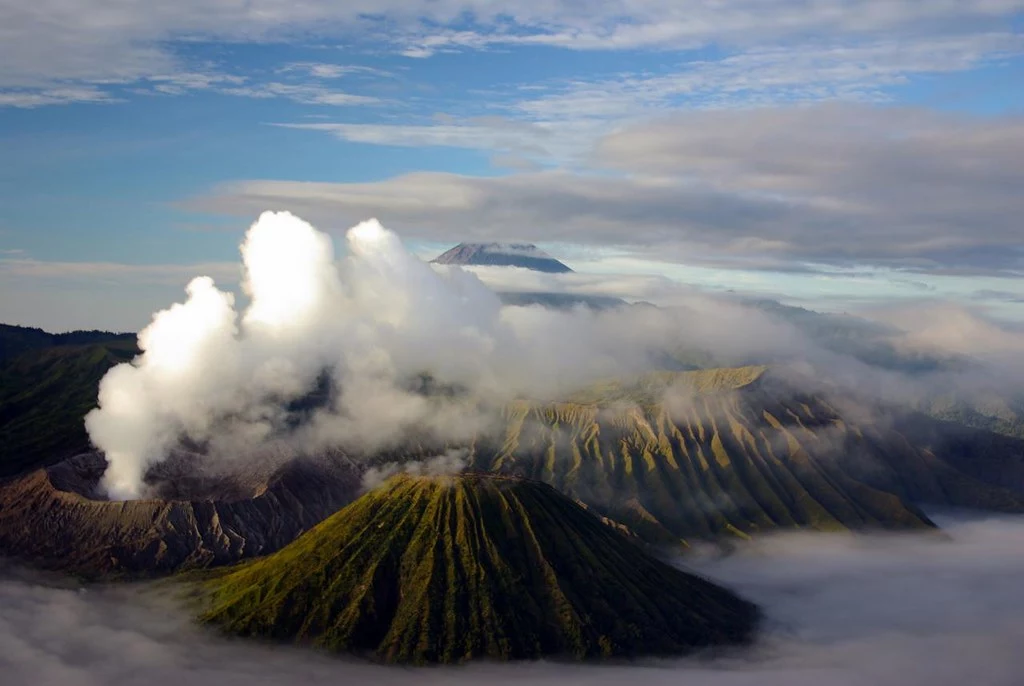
[239,211,346,399]
[86,211,511,499]
[341,217,504,386]
[87,211,346,499]
[86,277,239,499]
[86,210,692,500]
[242,210,341,334]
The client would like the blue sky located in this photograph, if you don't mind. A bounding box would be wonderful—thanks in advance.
[1,1,1023,331]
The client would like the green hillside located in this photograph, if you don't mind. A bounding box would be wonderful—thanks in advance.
[0,341,138,477]
[199,474,758,664]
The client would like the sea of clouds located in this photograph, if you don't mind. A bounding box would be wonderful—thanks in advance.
[2,513,1022,686]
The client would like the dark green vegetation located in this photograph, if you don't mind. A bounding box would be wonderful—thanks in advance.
[0,324,138,477]
[0,322,135,364]
[200,474,758,664]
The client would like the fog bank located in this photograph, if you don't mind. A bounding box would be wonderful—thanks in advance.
[3,515,1023,686]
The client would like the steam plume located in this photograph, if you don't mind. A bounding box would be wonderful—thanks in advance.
[85,211,1024,501]
[86,212,665,499]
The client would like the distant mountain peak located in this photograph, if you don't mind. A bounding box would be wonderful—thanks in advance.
[432,242,573,273]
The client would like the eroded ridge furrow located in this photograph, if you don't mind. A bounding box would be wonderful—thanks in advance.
[201,474,760,664]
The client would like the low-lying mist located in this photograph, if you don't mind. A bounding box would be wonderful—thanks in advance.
[3,514,1023,686]
[84,211,1024,501]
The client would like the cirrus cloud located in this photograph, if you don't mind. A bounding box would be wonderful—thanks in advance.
[2,1,1022,105]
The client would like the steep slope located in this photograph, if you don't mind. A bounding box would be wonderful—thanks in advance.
[200,474,758,664]
[432,242,573,273]
[0,453,360,578]
[0,341,138,477]
[464,367,1024,542]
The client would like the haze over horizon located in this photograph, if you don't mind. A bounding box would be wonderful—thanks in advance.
[1,1,1023,331]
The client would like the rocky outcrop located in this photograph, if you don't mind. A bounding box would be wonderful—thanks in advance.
[0,453,359,577]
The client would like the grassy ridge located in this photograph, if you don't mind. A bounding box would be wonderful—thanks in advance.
[200,474,758,664]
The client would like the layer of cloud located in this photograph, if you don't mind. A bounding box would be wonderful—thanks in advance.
[361,448,469,490]
[2,1,1021,105]
[400,1,1024,54]
[277,63,394,80]
[0,86,117,108]
[0,258,243,332]
[6,246,1023,333]
[0,257,239,286]
[465,264,681,302]
[857,301,1024,380]
[2,514,1024,685]
[514,32,1024,120]
[266,33,1024,167]
[191,104,1024,276]
[218,83,382,107]
[272,117,566,158]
